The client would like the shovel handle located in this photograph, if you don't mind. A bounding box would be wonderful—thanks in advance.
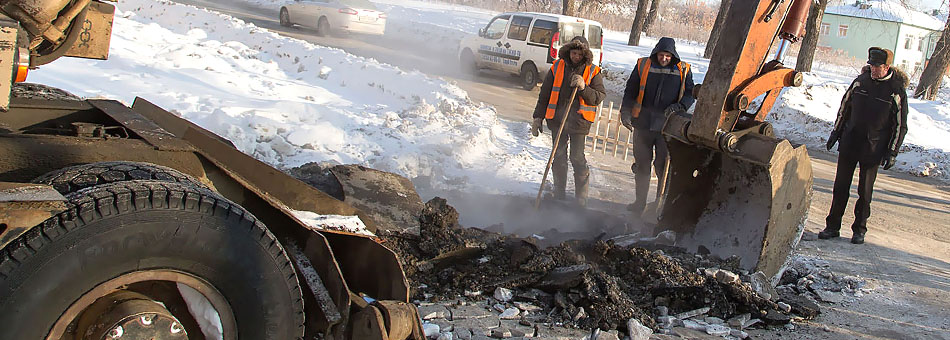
[535,87,579,210]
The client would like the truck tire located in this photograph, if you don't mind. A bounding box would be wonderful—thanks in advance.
[0,181,305,339]
[32,161,208,195]
[11,82,81,101]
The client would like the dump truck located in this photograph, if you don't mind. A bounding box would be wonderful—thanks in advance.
[1,1,425,339]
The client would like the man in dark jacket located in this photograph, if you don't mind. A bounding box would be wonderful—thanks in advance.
[618,37,695,216]
[531,36,607,207]
[820,47,908,244]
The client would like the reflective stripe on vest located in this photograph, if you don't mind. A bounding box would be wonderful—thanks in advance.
[545,60,601,122]
[631,57,690,118]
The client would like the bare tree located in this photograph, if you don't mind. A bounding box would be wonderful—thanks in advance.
[704,0,732,59]
[563,0,578,16]
[795,0,829,72]
[643,0,663,33]
[915,15,950,100]
[628,0,651,46]
[578,0,603,14]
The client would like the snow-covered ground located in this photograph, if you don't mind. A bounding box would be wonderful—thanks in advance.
[31,0,950,197]
[31,0,554,196]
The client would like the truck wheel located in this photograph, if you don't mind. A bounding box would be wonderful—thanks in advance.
[0,181,305,339]
[32,161,208,195]
[317,17,330,37]
[520,63,539,90]
[280,8,293,27]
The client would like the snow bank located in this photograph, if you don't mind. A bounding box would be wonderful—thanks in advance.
[31,0,553,195]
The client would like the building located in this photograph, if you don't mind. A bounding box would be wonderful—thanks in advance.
[819,0,945,74]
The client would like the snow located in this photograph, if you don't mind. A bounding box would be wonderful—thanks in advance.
[32,0,554,197]
[290,211,376,236]
[826,0,945,31]
[28,0,950,214]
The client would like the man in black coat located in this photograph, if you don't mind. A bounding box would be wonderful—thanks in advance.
[531,36,607,207]
[820,47,908,244]
[619,37,695,216]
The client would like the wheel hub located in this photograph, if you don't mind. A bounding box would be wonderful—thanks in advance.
[86,298,187,340]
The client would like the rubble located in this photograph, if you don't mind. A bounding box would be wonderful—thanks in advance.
[499,308,520,320]
[379,197,807,337]
[493,287,513,302]
[627,318,653,340]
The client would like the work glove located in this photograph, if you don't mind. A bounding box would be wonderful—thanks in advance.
[530,117,544,137]
[882,153,897,170]
[663,103,686,117]
[620,112,633,131]
[826,130,840,151]
[571,74,586,90]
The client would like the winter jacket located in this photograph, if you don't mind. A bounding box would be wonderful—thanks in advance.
[830,66,909,164]
[533,36,607,135]
[619,37,695,132]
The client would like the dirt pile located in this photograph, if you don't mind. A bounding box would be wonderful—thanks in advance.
[383,198,800,335]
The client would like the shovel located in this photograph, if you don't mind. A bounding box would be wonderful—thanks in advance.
[534,87,579,210]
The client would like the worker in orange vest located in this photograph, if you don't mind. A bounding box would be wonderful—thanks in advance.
[530,36,606,207]
[619,37,695,217]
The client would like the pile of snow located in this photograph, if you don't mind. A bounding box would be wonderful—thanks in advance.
[31,0,554,195]
[290,211,375,236]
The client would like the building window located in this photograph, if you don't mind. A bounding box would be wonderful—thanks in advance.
[820,23,830,36]
[838,25,848,37]
[905,36,913,49]
[915,62,921,73]
[919,37,925,52]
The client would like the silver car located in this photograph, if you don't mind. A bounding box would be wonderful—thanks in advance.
[280,0,387,36]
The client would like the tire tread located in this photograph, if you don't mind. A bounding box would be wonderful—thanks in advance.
[0,180,306,336]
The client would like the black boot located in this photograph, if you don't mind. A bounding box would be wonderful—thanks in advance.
[818,228,840,239]
[851,232,865,244]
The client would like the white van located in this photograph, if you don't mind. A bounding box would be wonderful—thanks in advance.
[458,12,603,90]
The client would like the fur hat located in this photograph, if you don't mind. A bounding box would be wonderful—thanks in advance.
[868,47,894,66]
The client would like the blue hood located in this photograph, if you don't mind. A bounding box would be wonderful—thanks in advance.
[650,37,681,65]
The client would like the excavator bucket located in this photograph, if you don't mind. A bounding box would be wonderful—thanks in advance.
[651,0,818,283]
[658,134,813,283]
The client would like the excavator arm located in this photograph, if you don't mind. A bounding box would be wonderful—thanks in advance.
[658,0,816,284]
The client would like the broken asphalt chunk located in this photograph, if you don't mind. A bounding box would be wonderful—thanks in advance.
[537,264,592,291]
[674,307,711,320]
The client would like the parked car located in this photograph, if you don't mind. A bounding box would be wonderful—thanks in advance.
[280,0,387,36]
[458,12,603,90]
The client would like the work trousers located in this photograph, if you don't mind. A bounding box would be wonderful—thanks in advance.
[826,152,880,235]
[551,132,589,198]
[631,129,668,206]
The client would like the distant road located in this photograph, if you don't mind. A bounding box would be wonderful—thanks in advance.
[177,0,546,122]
